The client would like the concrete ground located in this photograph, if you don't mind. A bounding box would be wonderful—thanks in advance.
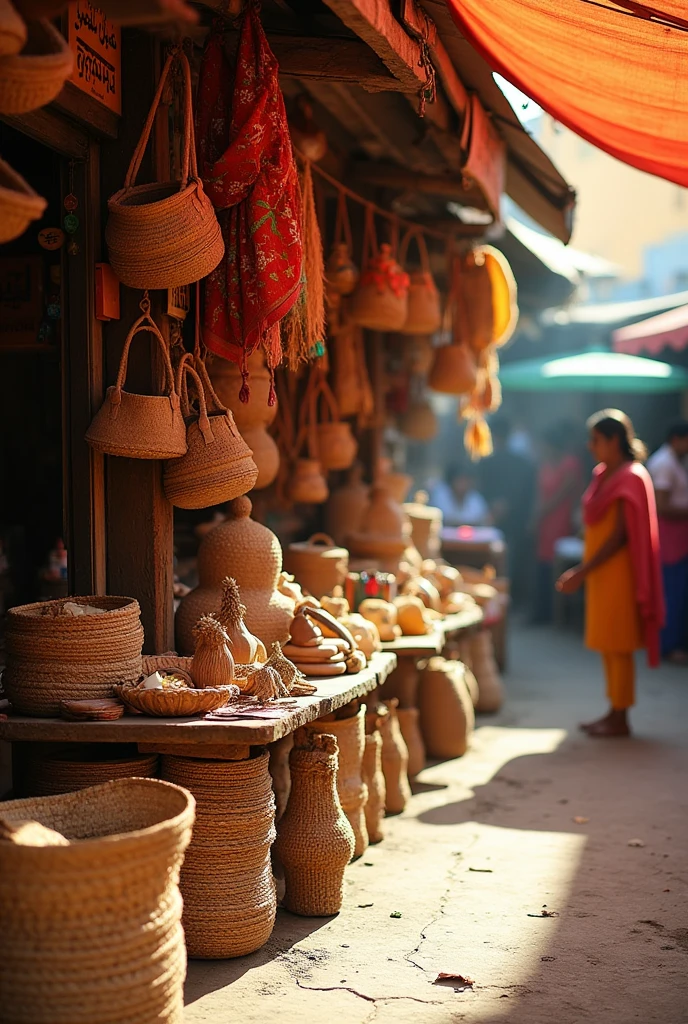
[185,624,688,1024]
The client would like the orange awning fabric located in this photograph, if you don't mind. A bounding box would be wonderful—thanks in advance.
[445,1,688,187]
[613,305,688,354]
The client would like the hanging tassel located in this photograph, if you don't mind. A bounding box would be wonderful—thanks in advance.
[282,159,326,371]
[464,414,493,461]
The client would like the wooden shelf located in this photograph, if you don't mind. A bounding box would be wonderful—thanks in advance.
[0,653,397,749]
[380,607,484,659]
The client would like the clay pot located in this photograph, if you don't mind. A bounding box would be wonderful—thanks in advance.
[306,707,368,858]
[347,483,410,573]
[275,734,355,917]
[325,466,369,546]
[403,495,442,559]
[340,613,381,660]
[470,630,505,712]
[400,400,437,442]
[396,707,425,778]
[428,343,478,396]
[350,240,409,333]
[209,348,277,432]
[379,700,411,814]
[242,425,280,490]
[317,421,358,472]
[362,730,385,844]
[284,533,349,600]
[175,495,295,654]
[393,595,429,636]
[419,657,475,759]
[289,458,329,505]
[358,599,400,643]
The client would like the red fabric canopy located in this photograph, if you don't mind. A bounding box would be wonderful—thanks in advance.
[613,304,688,354]
[445,0,688,187]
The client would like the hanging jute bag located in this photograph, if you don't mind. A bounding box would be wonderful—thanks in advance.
[0,778,195,1024]
[0,19,72,115]
[313,370,358,472]
[288,378,329,504]
[331,320,374,422]
[86,296,187,460]
[325,191,359,299]
[0,0,26,57]
[105,49,224,290]
[163,353,258,508]
[398,230,441,335]
[350,207,409,332]
[0,155,46,244]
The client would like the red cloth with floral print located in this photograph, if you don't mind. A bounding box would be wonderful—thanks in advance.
[196,8,302,373]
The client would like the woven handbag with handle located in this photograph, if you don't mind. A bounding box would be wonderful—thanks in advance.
[105,49,224,290]
[163,353,258,508]
[398,230,441,335]
[86,296,187,460]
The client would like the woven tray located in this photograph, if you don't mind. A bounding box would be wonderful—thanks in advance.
[115,682,238,717]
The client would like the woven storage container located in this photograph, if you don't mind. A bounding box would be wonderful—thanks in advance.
[396,707,425,778]
[208,346,277,432]
[306,706,368,858]
[400,400,437,443]
[0,777,195,1024]
[0,155,46,243]
[0,0,26,57]
[23,745,158,797]
[0,19,72,116]
[418,657,475,759]
[314,375,358,472]
[403,495,442,560]
[3,596,144,717]
[469,630,505,713]
[379,700,411,815]
[398,231,441,335]
[275,733,355,916]
[284,533,349,600]
[161,751,276,958]
[105,51,223,290]
[361,730,385,844]
[428,342,478,396]
[163,357,257,508]
[350,211,409,332]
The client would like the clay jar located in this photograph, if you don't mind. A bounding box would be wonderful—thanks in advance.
[324,465,369,546]
[362,725,385,844]
[175,495,295,654]
[317,420,358,473]
[275,733,355,916]
[396,707,425,779]
[428,342,478,396]
[288,457,329,505]
[347,483,410,573]
[209,348,279,490]
[403,495,442,560]
[283,534,349,600]
[418,657,475,759]
[379,699,412,815]
[306,705,368,858]
[470,630,505,713]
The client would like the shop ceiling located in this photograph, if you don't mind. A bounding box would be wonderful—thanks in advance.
[194,0,575,243]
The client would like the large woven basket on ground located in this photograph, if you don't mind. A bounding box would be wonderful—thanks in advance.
[2,596,144,717]
[161,751,276,958]
[0,777,195,1024]
[306,706,368,858]
[105,50,223,290]
[0,155,46,244]
[22,745,158,797]
[0,19,72,116]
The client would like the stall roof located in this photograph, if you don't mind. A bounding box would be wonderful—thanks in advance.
[542,290,688,327]
[505,217,620,284]
[613,304,688,356]
[500,348,688,393]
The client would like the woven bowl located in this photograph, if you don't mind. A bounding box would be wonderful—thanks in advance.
[115,682,238,717]
[0,19,73,116]
[0,155,46,244]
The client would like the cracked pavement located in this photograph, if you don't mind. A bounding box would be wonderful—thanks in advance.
[185,623,688,1023]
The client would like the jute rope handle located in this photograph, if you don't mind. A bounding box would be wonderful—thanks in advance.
[398,228,431,273]
[124,49,195,192]
[175,356,215,446]
[361,204,378,267]
[293,370,320,460]
[110,294,179,417]
[313,369,341,426]
[305,533,337,548]
[334,190,354,251]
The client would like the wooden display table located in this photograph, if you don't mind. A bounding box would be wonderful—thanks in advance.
[380,606,484,659]
[440,526,507,577]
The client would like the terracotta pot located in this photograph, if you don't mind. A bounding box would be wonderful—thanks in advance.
[396,707,425,778]
[379,700,411,814]
[361,730,385,844]
[470,630,505,712]
[400,400,437,442]
[325,466,369,546]
[317,421,358,472]
[418,657,475,759]
[209,348,277,432]
[241,425,280,490]
[284,533,349,600]
[403,495,442,559]
[428,343,478,396]
[306,707,368,859]
[288,458,329,505]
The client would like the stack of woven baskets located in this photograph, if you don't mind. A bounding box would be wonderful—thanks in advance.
[161,751,277,958]
[22,745,159,797]
[0,777,195,1024]
[2,596,144,717]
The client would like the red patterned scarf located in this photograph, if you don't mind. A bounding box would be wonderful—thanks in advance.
[196,6,303,394]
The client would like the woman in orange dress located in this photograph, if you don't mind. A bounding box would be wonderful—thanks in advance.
[557,410,664,737]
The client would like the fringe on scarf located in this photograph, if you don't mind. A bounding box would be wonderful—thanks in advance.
[282,159,326,371]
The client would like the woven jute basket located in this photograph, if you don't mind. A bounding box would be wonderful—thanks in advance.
[428,342,478,396]
[0,155,46,243]
[398,231,441,335]
[0,777,195,1024]
[0,19,72,116]
[23,745,158,797]
[350,208,409,332]
[312,372,358,472]
[160,751,277,958]
[3,596,144,717]
[283,533,349,601]
[419,657,474,759]
[306,706,368,858]
[361,731,385,844]
[106,50,223,290]
[275,733,355,916]
[379,700,411,815]
[163,355,258,509]
[115,681,235,717]
[0,0,26,57]
[86,299,187,460]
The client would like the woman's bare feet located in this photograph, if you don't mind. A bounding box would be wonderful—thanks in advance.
[580,709,630,737]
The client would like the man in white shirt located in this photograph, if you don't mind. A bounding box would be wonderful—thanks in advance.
[647,422,688,662]
[429,464,491,527]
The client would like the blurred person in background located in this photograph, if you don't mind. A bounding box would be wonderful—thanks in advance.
[429,462,491,527]
[557,410,663,738]
[647,421,688,664]
[479,417,536,602]
[531,421,583,623]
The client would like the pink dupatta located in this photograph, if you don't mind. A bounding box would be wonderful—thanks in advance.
[583,461,664,667]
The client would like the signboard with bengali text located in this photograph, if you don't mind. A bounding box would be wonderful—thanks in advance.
[67,2,121,115]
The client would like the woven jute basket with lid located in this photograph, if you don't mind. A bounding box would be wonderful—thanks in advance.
[0,777,195,1024]
[3,596,144,717]
[105,50,223,290]
[161,750,277,958]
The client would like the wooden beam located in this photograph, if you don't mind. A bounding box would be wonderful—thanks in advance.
[320,0,426,94]
[269,33,403,92]
[400,0,469,122]
[352,161,488,207]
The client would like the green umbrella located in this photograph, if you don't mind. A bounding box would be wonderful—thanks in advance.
[499,348,688,393]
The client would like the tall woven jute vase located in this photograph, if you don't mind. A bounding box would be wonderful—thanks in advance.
[275,733,355,916]
[161,750,277,958]
[469,631,505,713]
[3,596,144,716]
[418,657,475,759]
[396,707,426,778]
[0,777,195,1024]
[306,706,368,858]
[361,730,385,844]
[379,700,412,815]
